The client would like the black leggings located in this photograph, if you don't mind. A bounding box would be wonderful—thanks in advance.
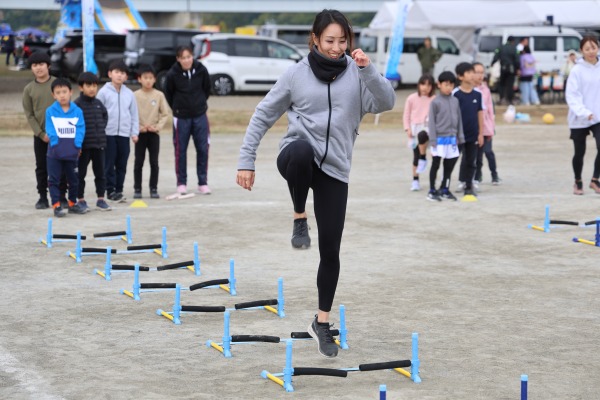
[412,131,429,167]
[429,156,458,190]
[277,141,348,312]
[571,123,600,181]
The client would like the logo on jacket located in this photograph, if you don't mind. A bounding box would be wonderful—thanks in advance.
[51,116,79,138]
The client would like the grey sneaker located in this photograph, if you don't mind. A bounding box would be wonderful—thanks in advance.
[54,206,67,218]
[96,199,112,211]
[76,200,90,213]
[291,218,310,249]
[133,191,142,199]
[150,189,160,199]
[69,203,88,214]
[307,315,338,358]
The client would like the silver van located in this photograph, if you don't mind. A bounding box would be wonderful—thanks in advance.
[192,33,303,96]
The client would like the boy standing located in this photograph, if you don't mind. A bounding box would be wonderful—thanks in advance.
[473,62,501,186]
[45,78,86,217]
[74,72,111,212]
[453,62,484,197]
[22,52,66,209]
[133,64,170,199]
[427,71,464,201]
[97,60,139,202]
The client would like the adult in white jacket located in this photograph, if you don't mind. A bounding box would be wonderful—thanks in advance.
[236,10,395,358]
[566,35,600,195]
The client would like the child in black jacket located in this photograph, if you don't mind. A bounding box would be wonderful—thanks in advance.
[74,72,111,211]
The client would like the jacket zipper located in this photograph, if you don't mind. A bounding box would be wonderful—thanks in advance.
[319,83,332,168]
[117,89,121,136]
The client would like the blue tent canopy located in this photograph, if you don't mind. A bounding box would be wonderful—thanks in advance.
[16,27,51,38]
[0,23,13,36]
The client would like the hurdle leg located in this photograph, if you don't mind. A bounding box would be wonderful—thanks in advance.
[338,304,349,349]
[222,311,232,357]
[410,332,421,383]
[124,215,133,244]
[276,277,285,317]
[42,218,53,248]
[220,258,237,296]
[153,227,168,258]
[95,246,113,280]
[521,374,528,400]
[189,241,201,276]
[380,384,386,400]
[543,204,550,232]
[121,264,141,300]
[283,339,294,392]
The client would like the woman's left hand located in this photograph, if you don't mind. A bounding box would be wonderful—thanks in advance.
[351,49,370,67]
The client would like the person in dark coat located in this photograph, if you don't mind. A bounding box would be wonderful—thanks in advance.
[5,34,15,66]
[492,36,520,105]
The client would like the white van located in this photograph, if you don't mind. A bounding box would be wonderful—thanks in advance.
[358,28,472,87]
[475,25,582,73]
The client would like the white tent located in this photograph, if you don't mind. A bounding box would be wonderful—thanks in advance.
[369,0,599,55]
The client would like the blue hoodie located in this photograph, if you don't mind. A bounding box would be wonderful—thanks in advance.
[45,101,85,161]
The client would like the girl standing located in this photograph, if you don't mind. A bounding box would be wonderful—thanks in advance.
[403,74,435,191]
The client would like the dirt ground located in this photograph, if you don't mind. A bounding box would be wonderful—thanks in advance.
[1,72,599,400]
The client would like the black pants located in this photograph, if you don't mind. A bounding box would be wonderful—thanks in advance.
[499,71,516,104]
[429,156,458,190]
[277,140,348,312]
[134,132,160,191]
[34,136,66,199]
[459,142,479,190]
[475,137,498,181]
[78,148,106,198]
[571,123,600,181]
[105,136,130,195]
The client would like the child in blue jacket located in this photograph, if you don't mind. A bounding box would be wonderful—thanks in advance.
[45,78,86,217]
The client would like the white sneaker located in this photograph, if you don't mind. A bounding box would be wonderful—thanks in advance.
[473,180,480,190]
[416,159,428,174]
[410,180,421,191]
[457,181,465,192]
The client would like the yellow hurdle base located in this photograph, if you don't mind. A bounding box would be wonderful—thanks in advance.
[220,284,230,293]
[96,270,106,278]
[394,367,411,379]
[160,311,174,321]
[122,290,134,299]
[209,341,225,354]
[576,238,596,246]
[265,372,285,387]
[264,305,278,315]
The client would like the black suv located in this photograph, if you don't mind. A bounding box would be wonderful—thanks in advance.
[124,28,206,89]
[50,31,126,81]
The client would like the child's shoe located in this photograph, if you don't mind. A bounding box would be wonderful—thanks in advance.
[53,205,67,218]
[76,200,90,213]
[589,180,600,194]
[177,184,187,195]
[35,197,49,209]
[198,185,212,195]
[410,180,421,191]
[150,189,160,199]
[69,203,88,214]
[427,189,441,202]
[133,190,142,199]
[440,188,457,201]
[96,199,112,211]
[573,181,584,195]
[456,181,465,192]
[492,176,502,185]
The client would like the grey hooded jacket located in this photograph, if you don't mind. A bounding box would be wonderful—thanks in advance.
[237,55,396,183]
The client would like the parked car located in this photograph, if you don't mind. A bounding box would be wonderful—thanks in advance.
[124,28,207,89]
[192,33,303,95]
[359,28,472,88]
[49,31,125,81]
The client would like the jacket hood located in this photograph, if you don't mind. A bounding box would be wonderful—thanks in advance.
[576,56,600,67]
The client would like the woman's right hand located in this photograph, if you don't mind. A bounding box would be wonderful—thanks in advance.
[237,170,255,191]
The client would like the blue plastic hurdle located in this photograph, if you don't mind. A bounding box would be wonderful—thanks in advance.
[379,384,387,400]
[67,226,168,262]
[521,374,528,400]
[572,218,600,247]
[92,215,133,244]
[94,241,201,281]
[206,303,348,358]
[39,218,87,248]
[157,275,279,325]
[261,333,420,392]
[528,205,580,233]
[123,259,237,301]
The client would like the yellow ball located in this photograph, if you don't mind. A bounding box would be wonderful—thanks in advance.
[542,113,555,124]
